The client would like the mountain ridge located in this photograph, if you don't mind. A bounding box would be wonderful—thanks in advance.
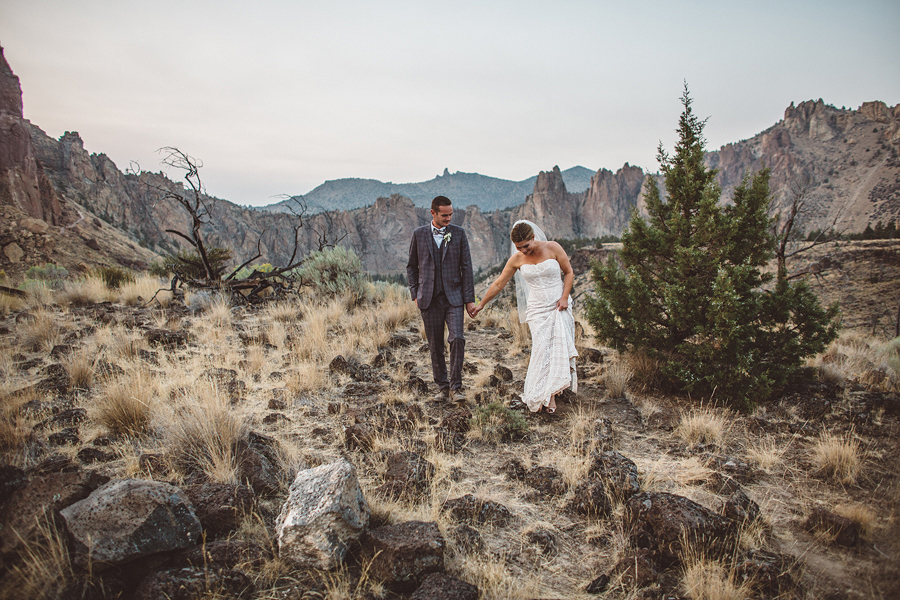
[259,166,596,214]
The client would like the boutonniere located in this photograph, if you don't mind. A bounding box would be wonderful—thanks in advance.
[443,231,452,245]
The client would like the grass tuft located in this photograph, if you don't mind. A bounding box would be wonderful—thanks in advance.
[810,431,863,484]
[93,369,155,436]
[676,406,731,448]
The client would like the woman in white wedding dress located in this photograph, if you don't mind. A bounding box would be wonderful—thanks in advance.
[470,221,578,413]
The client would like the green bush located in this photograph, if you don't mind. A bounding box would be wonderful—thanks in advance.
[25,263,69,288]
[93,266,135,289]
[293,246,366,300]
[470,402,529,442]
[147,259,170,278]
[585,88,839,409]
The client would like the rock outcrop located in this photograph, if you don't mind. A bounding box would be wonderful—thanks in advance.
[0,47,62,225]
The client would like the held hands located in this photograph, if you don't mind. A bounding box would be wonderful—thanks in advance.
[466,302,480,319]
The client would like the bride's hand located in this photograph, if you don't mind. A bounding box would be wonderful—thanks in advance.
[556,298,568,311]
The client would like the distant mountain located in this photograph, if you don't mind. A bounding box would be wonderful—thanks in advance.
[259,166,596,214]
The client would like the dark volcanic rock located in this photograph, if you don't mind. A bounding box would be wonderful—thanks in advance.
[410,572,478,600]
[361,521,445,592]
[804,507,860,547]
[182,482,255,539]
[624,491,736,568]
[442,494,512,527]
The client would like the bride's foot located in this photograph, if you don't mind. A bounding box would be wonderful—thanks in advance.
[547,396,557,413]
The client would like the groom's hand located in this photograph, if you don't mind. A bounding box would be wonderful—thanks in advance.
[465,302,477,318]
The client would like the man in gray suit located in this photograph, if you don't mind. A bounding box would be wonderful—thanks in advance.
[407,195,476,402]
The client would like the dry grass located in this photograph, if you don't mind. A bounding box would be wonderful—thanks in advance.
[0,393,31,462]
[162,382,250,484]
[816,331,900,392]
[286,360,327,396]
[60,275,111,306]
[604,360,634,399]
[0,514,73,600]
[296,317,332,363]
[624,349,660,390]
[0,289,26,316]
[119,275,172,307]
[834,504,877,539]
[24,281,56,308]
[810,431,863,484]
[61,349,96,390]
[93,324,146,361]
[744,435,789,473]
[680,558,751,600]
[676,407,731,448]
[20,309,66,352]
[92,368,155,436]
[505,307,530,355]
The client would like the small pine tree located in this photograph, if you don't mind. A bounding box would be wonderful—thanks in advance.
[585,87,839,408]
[164,246,232,281]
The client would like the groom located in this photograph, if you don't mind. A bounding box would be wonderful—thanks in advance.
[407,195,476,402]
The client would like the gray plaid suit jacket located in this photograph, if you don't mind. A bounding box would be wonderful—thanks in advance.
[407,223,476,310]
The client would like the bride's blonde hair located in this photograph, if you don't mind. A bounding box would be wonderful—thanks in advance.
[510,221,534,243]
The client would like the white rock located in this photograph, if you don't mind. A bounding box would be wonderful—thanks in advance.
[276,458,370,569]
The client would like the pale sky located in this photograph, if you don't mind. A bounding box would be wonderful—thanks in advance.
[2,0,898,207]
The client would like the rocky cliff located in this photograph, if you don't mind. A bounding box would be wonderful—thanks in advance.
[709,99,900,233]
[0,47,63,226]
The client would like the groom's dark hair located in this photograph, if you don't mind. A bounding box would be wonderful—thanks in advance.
[431,195,451,211]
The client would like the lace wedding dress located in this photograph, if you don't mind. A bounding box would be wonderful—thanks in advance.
[520,259,578,412]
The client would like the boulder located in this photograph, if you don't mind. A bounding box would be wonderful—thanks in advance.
[374,450,435,501]
[182,482,255,539]
[60,479,202,570]
[523,465,566,497]
[410,572,479,600]
[0,464,27,505]
[624,491,736,568]
[132,566,253,600]
[588,450,640,501]
[722,488,761,526]
[361,520,445,592]
[441,494,512,528]
[275,458,369,569]
[566,479,612,517]
[0,469,109,557]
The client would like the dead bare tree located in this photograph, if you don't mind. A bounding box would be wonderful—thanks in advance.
[135,147,333,304]
[771,171,851,282]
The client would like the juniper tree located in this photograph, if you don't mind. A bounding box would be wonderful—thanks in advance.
[585,88,839,407]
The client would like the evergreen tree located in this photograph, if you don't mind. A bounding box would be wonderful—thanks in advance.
[585,88,839,407]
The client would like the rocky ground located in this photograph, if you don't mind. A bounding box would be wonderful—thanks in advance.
[0,269,898,599]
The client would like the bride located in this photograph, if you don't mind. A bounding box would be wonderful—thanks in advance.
[470,221,578,413]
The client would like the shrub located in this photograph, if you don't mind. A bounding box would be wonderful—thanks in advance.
[24,263,68,289]
[585,88,839,408]
[147,259,170,278]
[470,402,528,442]
[93,266,135,289]
[293,246,366,301]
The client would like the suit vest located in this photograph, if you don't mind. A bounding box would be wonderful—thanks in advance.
[433,237,444,296]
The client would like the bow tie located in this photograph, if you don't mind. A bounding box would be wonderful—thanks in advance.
[432,227,446,235]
